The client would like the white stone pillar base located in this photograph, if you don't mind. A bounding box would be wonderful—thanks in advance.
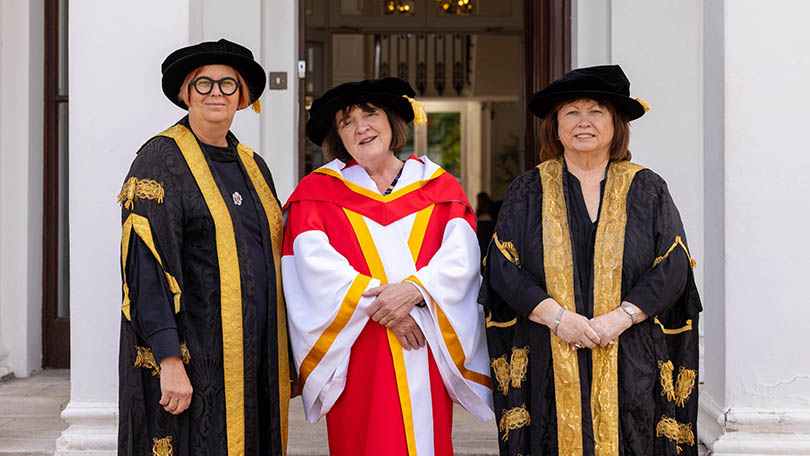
[54,401,117,455]
[700,395,810,455]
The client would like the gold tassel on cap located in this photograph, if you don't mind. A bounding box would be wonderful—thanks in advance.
[403,95,427,125]
[251,98,262,114]
[636,98,651,112]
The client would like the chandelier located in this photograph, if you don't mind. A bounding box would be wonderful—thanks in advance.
[437,0,473,15]
[383,0,414,15]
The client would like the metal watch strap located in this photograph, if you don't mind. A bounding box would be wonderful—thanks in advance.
[552,307,565,335]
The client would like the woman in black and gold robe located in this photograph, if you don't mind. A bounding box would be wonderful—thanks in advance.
[479,65,702,455]
[117,39,290,455]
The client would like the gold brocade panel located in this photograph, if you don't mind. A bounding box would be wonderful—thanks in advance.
[539,158,642,456]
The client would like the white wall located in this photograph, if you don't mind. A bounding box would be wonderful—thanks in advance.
[722,0,810,411]
[260,0,300,201]
[0,0,44,378]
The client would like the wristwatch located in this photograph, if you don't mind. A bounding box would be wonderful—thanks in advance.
[620,303,638,325]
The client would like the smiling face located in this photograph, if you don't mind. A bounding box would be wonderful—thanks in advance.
[186,64,241,129]
[335,104,394,166]
[556,98,615,158]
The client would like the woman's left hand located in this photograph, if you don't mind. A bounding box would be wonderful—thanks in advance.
[365,282,424,328]
[588,307,633,347]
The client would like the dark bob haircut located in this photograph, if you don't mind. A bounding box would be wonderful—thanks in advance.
[321,102,410,163]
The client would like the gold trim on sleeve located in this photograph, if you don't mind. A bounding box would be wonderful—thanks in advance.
[538,158,583,455]
[654,317,693,334]
[134,342,190,376]
[151,436,174,456]
[118,177,165,210]
[656,416,695,453]
[491,355,510,395]
[493,233,520,267]
[298,274,372,386]
[658,360,676,402]
[404,275,492,389]
[653,235,697,269]
[237,143,291,453]
[590,160,644,456]
[498,405,531,441]
[158,125,245,456]
[120,213,182,320]
[485,313,517,328]
[675,366,697,407]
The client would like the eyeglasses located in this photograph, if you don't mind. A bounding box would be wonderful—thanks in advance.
[191,76,241,96]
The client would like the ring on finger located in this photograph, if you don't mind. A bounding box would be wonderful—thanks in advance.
[573,343,583,349]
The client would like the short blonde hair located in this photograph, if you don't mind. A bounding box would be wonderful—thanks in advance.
[177,65,252,110]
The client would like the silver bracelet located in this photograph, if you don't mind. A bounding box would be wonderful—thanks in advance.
[552,307,565,336]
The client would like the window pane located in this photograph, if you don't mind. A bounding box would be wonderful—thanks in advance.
[58,102,70,318]
[426,112,460,178]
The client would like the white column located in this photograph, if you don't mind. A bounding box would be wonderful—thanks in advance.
[259,0,300,202]
[56,1,192,453]
[0,0,44,379]
[699,1,810,453]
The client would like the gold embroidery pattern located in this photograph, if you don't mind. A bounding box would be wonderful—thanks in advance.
[591,160,644,456]
[539,158,583,455]
[134,343,191,376]
[675,367,697,407]
[134,346,160,376]
[152,436,174,456]
[658,360,675,402]
[491,355,510,395]
[498,405,530,441]
[493,233,520,266]
[117,177,165,210]
[653,235,696,269]
[656,416,695,453]
[485,313,517,328]
[510,346,529,389]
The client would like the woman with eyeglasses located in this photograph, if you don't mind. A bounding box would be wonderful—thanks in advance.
[117,39,291,456]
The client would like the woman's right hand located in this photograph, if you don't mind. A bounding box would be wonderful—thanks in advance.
[390,315,426,351]
[159,356,193,415]
[556,311,601,349]
[529,297,601,348]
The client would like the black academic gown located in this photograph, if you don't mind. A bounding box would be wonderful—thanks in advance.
[479,158,702,456]
[117,117,290,456]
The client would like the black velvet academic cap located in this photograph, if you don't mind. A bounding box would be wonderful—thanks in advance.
[528,64,648,121]
[161,38,266,110]
[306,77,417,147]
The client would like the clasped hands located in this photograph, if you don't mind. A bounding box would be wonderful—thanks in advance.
[364,282,426,351]
[530,297,641,349]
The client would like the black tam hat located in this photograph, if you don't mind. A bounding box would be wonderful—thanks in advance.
[306,77,426,147]
[528,64,649,121]
[161,38,266,111]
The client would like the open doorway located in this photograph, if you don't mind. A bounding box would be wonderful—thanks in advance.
[299,0,569,211]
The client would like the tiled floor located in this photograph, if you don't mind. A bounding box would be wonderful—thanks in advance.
[0,369,69,455]
[0,369,708,455]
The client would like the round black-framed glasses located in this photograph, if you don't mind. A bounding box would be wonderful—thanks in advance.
[191,76,241,96]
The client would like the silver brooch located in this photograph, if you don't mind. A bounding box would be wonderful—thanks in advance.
[232,191,243,206]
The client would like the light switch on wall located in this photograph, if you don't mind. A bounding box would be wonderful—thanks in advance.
[268,72,287,90]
